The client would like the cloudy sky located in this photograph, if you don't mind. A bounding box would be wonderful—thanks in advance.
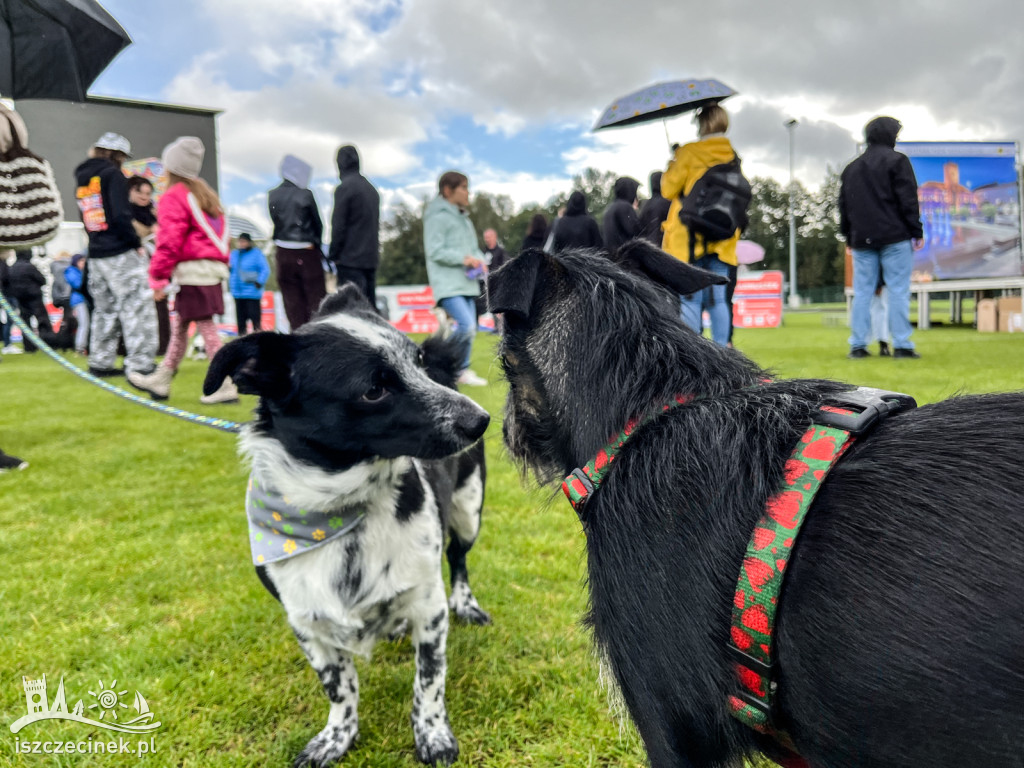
[93,0,1024,233]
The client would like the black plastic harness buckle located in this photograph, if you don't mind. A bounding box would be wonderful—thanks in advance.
[815,387,917,435]
[727,645,774,716]
[569,468,594,521]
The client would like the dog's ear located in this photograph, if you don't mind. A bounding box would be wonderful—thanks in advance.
[419,333,462,390]
[488,248,547,318]
[204,332,296,399]
[316,283,372,318]
[613,238,728,295]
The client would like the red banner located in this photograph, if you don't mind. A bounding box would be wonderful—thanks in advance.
[392,287,440,334]
[733,270,784,329]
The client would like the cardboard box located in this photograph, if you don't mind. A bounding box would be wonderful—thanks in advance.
[977,299,998,332]
[998,296,1023,333]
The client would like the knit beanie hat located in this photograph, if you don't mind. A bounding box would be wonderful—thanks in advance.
[162,136,205,180]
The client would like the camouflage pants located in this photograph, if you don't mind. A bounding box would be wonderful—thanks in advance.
[88,250,157,374]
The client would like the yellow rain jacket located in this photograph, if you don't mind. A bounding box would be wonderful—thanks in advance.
[660,136,739,266]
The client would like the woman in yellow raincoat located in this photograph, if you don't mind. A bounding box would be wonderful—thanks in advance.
[660,104,739,346]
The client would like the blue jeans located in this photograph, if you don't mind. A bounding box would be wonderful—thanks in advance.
[849,241,914,351]
[438,295,476,370]
[680,255,731,347]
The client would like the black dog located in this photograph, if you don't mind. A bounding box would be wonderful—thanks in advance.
[488,241,1024,768]
[204,285,492,766]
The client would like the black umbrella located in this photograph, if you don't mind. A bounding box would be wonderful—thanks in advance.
[0,0,131,102]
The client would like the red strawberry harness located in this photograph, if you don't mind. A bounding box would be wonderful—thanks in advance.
[562,386,916,768]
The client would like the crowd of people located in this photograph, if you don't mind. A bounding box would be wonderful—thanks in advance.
[0,102,926,472]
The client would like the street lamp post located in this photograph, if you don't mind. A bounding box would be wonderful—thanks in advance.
[786,118,799,307]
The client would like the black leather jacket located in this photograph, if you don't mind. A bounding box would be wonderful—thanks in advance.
[268,180,323,246]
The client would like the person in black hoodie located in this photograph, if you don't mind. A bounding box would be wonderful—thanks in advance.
[328,145,381,307]
[602,176,641,252]
[639,170,672,246]
[73,132,157,377]
[839,116,923,360]
[552,190,603,252]
[6,250,52,352]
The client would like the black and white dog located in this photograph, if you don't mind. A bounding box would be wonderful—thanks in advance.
[489,241,1024,768]
[204,285,492,767]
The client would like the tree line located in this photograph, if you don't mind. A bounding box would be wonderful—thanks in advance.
[379,168,846,296]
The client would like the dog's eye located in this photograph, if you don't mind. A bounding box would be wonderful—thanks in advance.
[417,349,425,368]
[361,384,389,402]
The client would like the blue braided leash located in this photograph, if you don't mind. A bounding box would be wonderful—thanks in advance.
[0,289,243,434]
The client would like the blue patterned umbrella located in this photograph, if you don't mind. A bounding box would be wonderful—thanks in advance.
[593,79,737,131]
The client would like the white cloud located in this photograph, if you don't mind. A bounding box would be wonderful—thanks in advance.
[117,0,1024,217]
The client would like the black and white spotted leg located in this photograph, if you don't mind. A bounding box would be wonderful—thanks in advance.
[292,632,360,768]
[447,455,491,625]
[409,598,459,766]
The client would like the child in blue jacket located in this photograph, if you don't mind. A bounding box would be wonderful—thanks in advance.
[228,233,270,335]
[64,254,89,354]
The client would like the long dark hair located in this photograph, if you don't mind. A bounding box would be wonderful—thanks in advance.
[526,213,548,237]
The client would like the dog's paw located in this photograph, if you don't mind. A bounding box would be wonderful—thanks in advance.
[448,591,491,626]
[293,724,358,768]
[413,722,459,766]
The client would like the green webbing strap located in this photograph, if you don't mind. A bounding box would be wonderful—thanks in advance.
[726,413,855,744]
[561,393,694,516]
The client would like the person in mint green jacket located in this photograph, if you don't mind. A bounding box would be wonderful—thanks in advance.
[423,170,488,386]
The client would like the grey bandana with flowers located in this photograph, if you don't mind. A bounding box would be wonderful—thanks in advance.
[246,473,364,565]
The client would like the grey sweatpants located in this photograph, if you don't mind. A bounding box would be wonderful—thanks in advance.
[88,250,157,374]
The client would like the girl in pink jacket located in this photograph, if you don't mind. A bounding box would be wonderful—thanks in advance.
[128,137,237,404]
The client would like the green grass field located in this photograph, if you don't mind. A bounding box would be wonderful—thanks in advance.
[1,309,1022,767]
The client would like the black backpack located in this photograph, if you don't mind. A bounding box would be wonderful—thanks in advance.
[678,155,751,258]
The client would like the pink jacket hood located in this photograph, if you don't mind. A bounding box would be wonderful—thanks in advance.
[149,182,230,284]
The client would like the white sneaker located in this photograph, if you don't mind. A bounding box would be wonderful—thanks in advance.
[127,366,173,400]
[200,377,239,405]
[457,369,488,387]
[2,345,23,355]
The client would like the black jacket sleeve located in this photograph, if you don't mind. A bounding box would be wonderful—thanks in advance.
[838,174,850,241]
[891,155,923,240]
[306,190,324,248]
[103,167,142,249]
[328,185,348,264]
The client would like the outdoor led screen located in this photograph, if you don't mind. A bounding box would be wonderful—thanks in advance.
[898,142,1022,280]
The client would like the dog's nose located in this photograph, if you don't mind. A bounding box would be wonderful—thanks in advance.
[457,403,490,441]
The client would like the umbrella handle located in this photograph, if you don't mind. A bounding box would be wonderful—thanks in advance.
[663,119,671,149]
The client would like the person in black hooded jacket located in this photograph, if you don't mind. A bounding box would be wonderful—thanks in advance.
[639,170,672,246]
[6,250,52,352]
[602,176,641,252]
[552,190,603,252]
[839,116,923,360]
[328,144,381,307]
[74,133,156,377]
